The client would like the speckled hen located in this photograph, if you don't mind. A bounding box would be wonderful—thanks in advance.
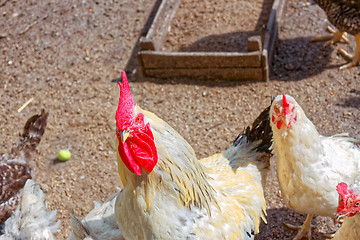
[0,110,48,225]
[312,0,360,69]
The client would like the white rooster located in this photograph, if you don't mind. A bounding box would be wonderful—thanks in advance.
[113,72,272,239]
[269,94,360,240]
[68,71,273,239]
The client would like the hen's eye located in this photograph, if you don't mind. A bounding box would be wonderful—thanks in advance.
[355,202,360,207]
[274,105,280,113]
[137,116,141,122]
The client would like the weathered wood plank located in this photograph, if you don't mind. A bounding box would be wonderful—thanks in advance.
[262,0,286,81]
[248,35,262,52]
[263,8,276,55]
[139,51,262,69]
[144,67,264,81]
[138,0,284,81]
[275,0,286,23]
[267,21,278,68]
[263,0,286,57]
[140,0,182,51]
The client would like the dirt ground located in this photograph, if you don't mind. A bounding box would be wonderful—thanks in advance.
[0,0,359,239]
[162,0,274,52]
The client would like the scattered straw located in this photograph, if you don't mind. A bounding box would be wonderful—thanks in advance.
[17,97,34,112]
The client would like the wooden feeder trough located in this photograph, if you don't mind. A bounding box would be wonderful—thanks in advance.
[138,0,286,81]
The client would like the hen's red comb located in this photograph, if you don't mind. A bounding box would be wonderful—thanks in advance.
[283,94,289,108]
[337,182,349,198]
[116,71,135,126]
[337,182,350,210]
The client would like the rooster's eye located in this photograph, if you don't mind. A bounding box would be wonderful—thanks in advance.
[137,116,141,122]
[355,202,360,207]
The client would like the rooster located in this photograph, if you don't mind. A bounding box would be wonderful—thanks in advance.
[310,0,360,69]
[334,179,360,240]
[112,71,272,239]
[270,94,360,240]
[0,110,48,225]
[0,179,60,240]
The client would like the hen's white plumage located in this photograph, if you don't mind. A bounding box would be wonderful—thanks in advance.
[270,94,360,239]
[0,179,60,240]
[68,193,123,240]
[333,215,360,240]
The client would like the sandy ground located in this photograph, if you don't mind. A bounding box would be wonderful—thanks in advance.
[0,0,359,239]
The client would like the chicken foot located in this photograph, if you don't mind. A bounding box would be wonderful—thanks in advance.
[339,33,360,70]
[310,26,349,47]
[284,214,315,240]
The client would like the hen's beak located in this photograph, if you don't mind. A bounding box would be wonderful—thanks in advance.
[335,213,345,224]
[284,116,291,128]
[120,130,130,143]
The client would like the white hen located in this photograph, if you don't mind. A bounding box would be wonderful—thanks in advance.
[269,94,360,240]
[0,179,60,240]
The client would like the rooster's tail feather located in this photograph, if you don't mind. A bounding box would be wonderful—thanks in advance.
[232,105,273,165]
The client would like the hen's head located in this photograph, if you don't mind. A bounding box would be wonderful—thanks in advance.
[270,94,297,130]
[336,181,360,222]
[115,71,158,176]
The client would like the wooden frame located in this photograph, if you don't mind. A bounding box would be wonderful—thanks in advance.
[138,0,286,81]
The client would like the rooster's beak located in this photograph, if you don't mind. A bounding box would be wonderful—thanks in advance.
[120,130,130,143]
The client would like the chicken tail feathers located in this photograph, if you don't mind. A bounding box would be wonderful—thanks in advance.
[233,105,273,154]
[69,212,100,240]
[13,109,49,160]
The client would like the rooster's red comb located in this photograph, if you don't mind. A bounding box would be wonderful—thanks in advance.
[283,94,289,108]
[116,71,135,127]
